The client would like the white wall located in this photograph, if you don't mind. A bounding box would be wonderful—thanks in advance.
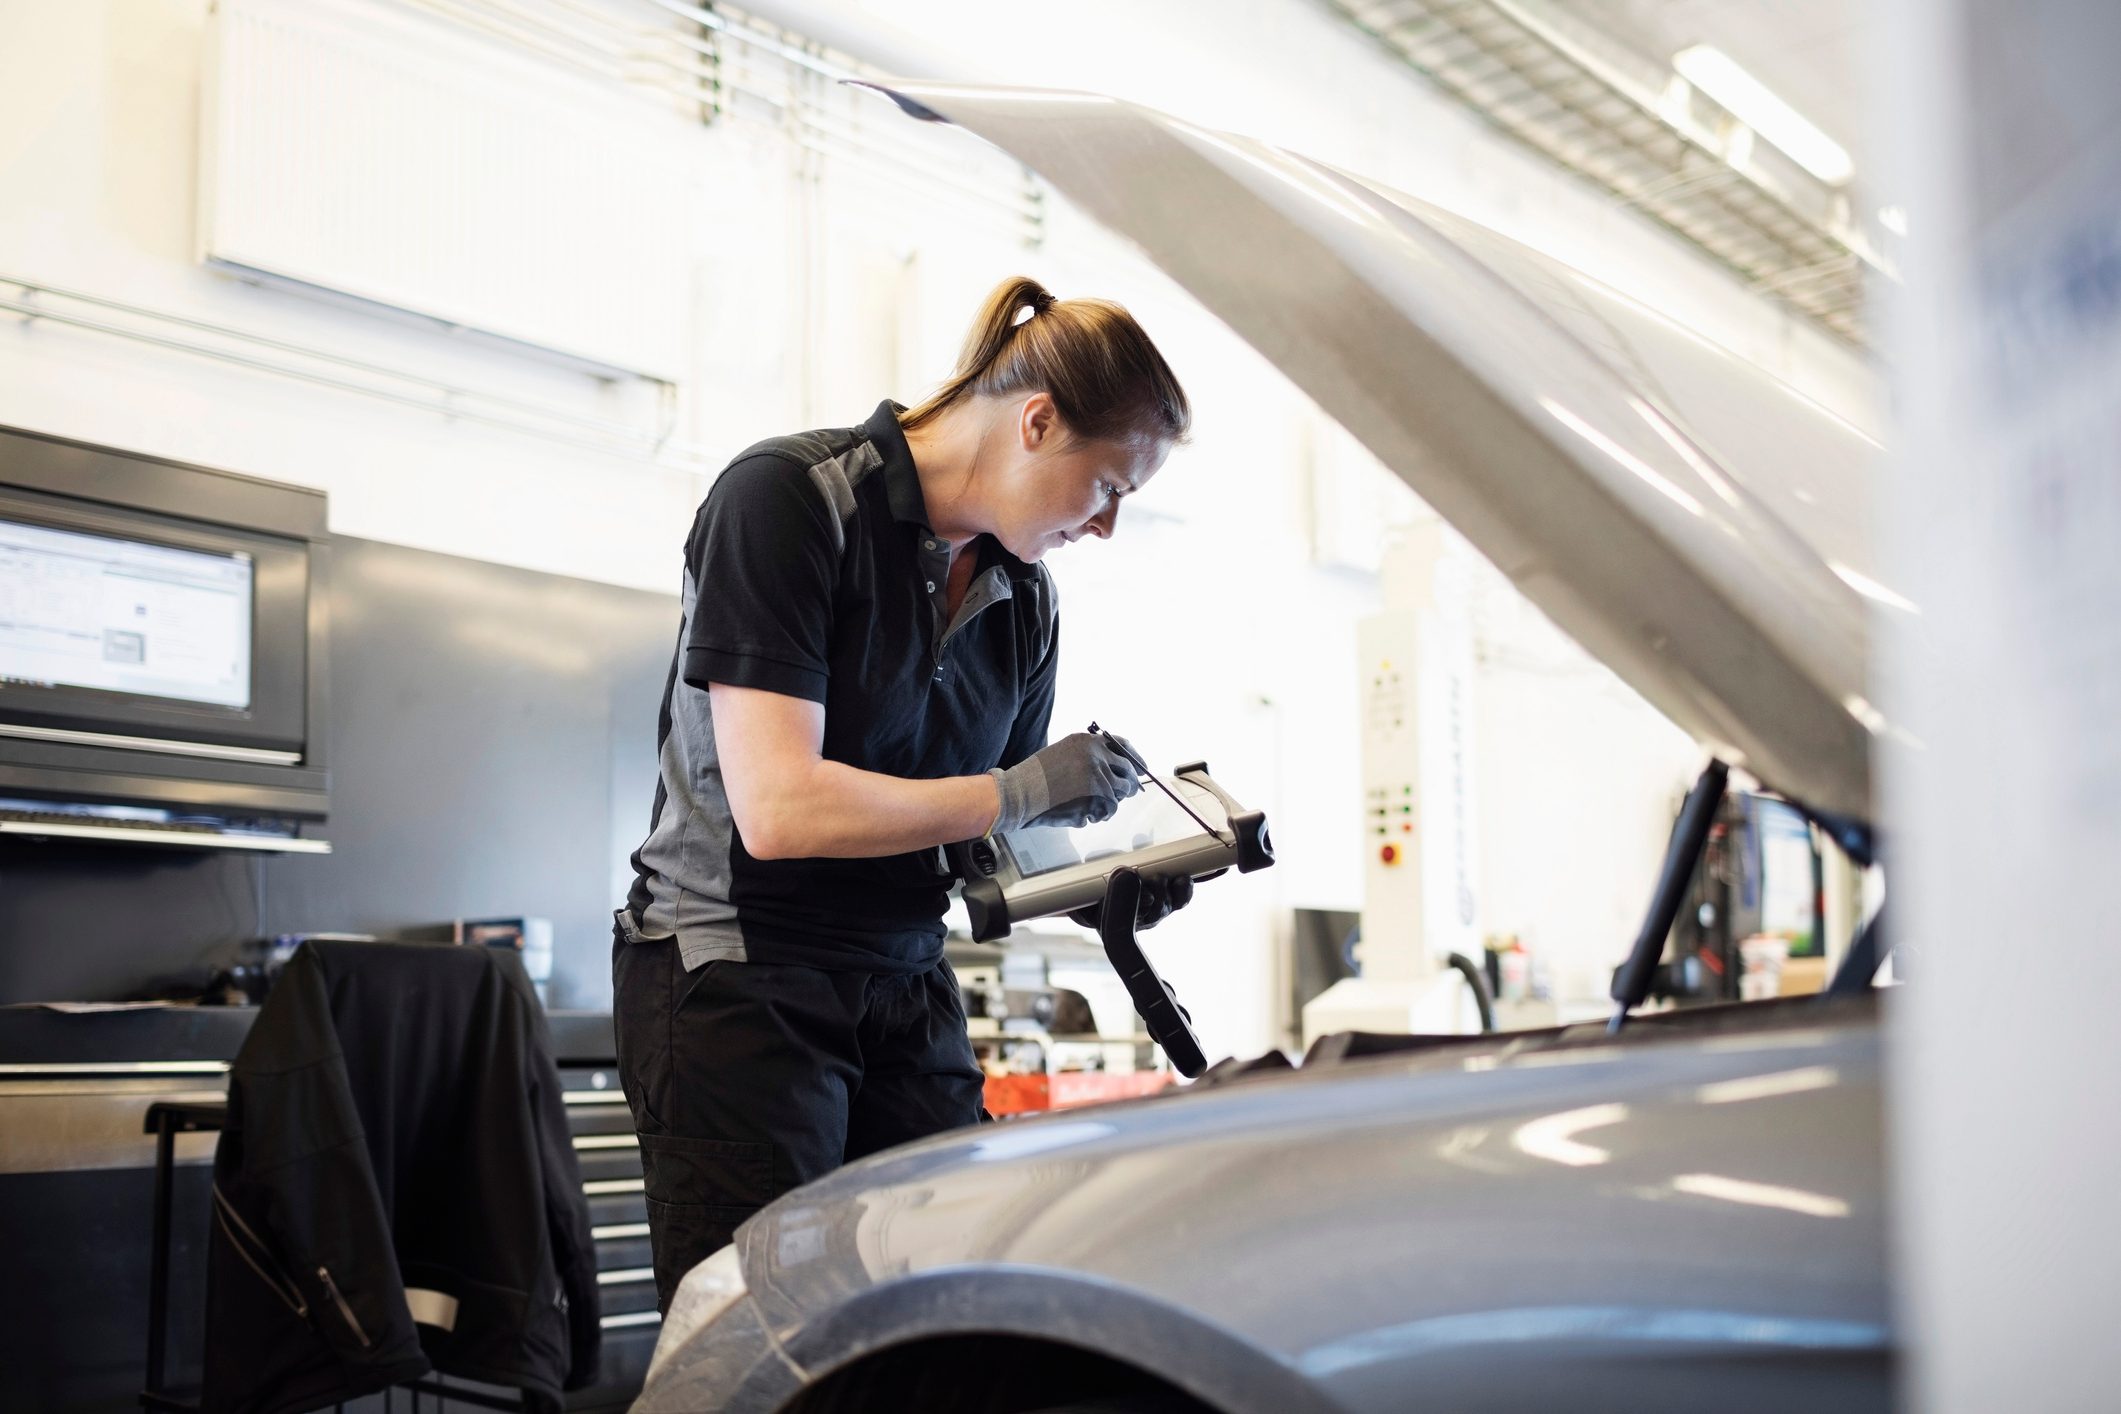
[1467,557,1703,1011]
[0,0,712,593]
[0,0,1876,1053]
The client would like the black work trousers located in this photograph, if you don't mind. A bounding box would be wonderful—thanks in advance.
[610,927,987,1311]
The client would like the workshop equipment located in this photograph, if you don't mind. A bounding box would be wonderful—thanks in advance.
[1304,524,1490,1043]
[953,734,1274,1078]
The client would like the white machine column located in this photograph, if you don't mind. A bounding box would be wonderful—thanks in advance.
[1303,521,1484,1045]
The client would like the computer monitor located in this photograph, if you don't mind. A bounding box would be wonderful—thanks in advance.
[1,517,256,711]
[1752,795,1823,956]
[0,427,329,824]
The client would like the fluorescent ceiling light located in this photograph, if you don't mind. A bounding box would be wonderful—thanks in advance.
[1673,44,1854,186]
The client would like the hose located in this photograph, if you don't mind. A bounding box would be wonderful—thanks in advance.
[1446,950,1498,1033]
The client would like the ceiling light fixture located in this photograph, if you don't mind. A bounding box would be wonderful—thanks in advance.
[1673,44,1855,187]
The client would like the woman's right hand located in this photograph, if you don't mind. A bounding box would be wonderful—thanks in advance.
[988,732,1142,833]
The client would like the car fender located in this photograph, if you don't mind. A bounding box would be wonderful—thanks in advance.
[776,1265,1342,1414]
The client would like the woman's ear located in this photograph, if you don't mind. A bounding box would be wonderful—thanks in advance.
[1018,391,1060,452]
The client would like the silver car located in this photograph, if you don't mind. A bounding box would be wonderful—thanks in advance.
[636,83,1893,1414]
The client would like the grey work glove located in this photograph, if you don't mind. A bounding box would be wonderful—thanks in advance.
[988,731,1142,833]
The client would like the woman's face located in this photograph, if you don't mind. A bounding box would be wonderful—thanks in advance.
[994,395,1171,563]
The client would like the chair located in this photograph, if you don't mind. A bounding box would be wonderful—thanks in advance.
[139,940,599,1413]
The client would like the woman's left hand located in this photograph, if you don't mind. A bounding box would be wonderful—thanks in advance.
[1070,871,1195,932]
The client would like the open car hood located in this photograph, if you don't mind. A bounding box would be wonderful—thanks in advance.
[865,83,1900,822]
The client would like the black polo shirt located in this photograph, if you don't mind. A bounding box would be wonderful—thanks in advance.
[622,401,1059,973]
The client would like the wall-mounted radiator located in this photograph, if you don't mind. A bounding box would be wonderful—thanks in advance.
[200,0,699,382]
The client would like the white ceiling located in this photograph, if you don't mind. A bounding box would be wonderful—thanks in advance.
[1553,0,1871,179]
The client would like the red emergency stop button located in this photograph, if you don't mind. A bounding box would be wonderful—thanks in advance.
[1379,843,1400,865]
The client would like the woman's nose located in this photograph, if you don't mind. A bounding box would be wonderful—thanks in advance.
[1088,502,1120,538]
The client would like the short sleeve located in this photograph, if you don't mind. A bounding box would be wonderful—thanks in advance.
[681,455,840,703]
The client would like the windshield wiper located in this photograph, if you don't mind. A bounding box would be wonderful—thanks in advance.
[1828,905,1888,994]
[1609,759,1729,1035]
[1610,765,1887,1028]
[1788,799,1885,993]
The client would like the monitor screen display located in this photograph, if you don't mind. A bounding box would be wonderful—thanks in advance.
[0,516,254,710]
[1756,796,1821,951]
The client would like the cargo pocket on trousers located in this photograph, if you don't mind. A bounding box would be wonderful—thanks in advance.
[638,1132,777,1297]
[637,1132,775,1208]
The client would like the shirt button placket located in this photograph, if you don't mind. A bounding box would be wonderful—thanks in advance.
[924,536,946,683]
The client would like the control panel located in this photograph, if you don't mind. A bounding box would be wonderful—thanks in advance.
[1358,613,1425,983]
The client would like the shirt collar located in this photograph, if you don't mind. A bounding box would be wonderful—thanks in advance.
[866,399,1040,584]
[867,400,929,527]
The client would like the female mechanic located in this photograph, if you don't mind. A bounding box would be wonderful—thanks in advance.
[614,275,1193,1311]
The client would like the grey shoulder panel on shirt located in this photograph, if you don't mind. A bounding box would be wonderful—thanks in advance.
[805,441,883,556]
[725,425,845,471]
[703,433,885,560]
